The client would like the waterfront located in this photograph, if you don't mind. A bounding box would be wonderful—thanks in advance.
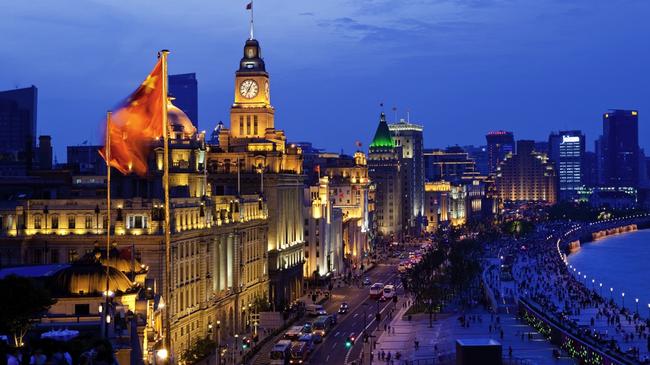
[568,229,650,312]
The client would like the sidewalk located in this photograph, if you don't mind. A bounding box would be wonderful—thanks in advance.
[369,299,576,365]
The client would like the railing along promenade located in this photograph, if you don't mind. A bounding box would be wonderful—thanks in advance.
[518,214,650,365]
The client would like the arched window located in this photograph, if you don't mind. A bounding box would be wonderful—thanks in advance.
[34,215,42,230]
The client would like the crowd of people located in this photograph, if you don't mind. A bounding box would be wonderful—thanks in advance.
[494,218,650,364]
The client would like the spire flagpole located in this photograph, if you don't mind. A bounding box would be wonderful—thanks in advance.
[248,1,254,39]
[159,49,172,358]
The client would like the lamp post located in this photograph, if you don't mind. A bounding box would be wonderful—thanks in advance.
[216,320,221,365]
[598,283,602,297]
[610,287,613,301]
[621,292,625,309]
[233,334,239,364]
[635,298,639,314]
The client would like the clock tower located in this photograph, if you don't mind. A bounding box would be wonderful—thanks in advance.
[231,38,274,138]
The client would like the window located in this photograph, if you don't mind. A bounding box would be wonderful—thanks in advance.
[253,116,258,134]
[239,116,244,134]
[68,216,75,229]
[51,215,58,229]
[34,215,41,229]
[246,116,251,135]
[74,304,90,316]
[85,216,93,229]
[127,215,148,229]
[68,249,78,263]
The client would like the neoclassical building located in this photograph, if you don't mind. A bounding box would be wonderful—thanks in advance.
[206,36,305,309]
[0,106,270,358]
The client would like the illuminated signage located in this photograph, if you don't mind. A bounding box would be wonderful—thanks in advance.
[561,136,580,144]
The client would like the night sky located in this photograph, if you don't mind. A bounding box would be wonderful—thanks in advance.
[2,0,649,160]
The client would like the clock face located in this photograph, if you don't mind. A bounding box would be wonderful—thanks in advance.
[239,79,258,99]
[265,81,270,100]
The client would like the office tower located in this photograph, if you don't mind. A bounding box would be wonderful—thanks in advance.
[602,110,639,188]
[595,136,606,186]
[424,146,477,183]
[368,113,403,237]
[486,131,515,174]
[548,131,585,201]
[0,86,37,174]
[495,140,556,204]
[169,73,198,128]
[37,135,52,170]
[388,119,424,233]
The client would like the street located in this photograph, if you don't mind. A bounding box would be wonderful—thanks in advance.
[308,263,400,365]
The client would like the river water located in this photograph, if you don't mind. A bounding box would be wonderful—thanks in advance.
[567,229,650,313]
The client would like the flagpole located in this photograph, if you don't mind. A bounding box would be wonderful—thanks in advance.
[104,111,112,339]
[250,0,254,39]
[159,49,172,359]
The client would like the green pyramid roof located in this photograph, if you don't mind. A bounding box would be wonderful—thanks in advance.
[370,112,394,148]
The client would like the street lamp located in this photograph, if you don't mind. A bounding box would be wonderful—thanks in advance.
[621,292,625,309]
[155,348,168,365]
[610,287,613,301]
[216,320,221,365]
[599,283,603,296]
[635,298,639,314]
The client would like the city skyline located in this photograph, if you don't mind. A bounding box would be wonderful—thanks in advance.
[2,0,649,160]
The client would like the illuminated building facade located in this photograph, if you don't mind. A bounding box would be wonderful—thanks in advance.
[324,151,371,269]
[548,130,585,201]
[303,177,344,280]
[206,36,304,309]
[495,140,557,204]
[486,131,515,174]
[388,120,424,233]
[368,113,403,237]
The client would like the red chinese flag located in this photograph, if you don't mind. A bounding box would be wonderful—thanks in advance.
[100,59,164,176]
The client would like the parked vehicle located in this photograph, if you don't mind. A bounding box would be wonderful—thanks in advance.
[338,302,349,314]
[362,277,372,286]
[270,340,292,365]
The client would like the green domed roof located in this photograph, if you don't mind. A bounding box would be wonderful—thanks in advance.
[370,112,394,148]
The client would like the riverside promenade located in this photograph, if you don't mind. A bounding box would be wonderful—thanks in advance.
[506,216,650,364]
[368,286,575,364]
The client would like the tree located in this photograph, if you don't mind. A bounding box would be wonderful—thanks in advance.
[0,275,56,347]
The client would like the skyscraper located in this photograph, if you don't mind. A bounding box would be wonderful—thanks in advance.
[602,109,639,188]
[0,86,37,174]
[486,131,515,174]
[548,130,585,201]
[169,73,198,128]
[368,113,403,237]
[388,119,424,233]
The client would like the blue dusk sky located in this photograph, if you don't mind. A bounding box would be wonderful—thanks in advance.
[1,0,649,160]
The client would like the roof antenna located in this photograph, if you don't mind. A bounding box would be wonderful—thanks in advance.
[392,106,397,122]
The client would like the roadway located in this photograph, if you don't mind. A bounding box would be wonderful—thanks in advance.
[308,263,401,365]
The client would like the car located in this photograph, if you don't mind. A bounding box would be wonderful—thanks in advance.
[338,302,349,314]
[362,277,372,286]
[379,295,387,302]
[301,323,313,334]
[312,333,323,343]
